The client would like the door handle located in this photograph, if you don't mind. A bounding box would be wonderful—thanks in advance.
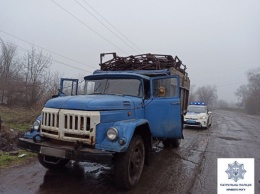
[171,102,180,105]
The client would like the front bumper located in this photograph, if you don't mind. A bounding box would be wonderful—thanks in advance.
[184,119,208,127]
[18,138,114,164]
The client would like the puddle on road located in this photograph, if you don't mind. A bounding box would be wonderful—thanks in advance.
[69,161,111,179]
[67,143,165,180]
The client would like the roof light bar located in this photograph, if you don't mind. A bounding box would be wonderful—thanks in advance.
[189,101,206,105]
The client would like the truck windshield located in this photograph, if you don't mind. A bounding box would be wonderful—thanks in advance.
[187,106,207,113]
[84,78,143,97]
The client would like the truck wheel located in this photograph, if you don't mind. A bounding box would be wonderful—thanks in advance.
[114,135,145,189]
[38,154,70,170]
[163,138,181,148]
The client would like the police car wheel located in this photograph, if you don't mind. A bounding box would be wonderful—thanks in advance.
[114,135,145,189]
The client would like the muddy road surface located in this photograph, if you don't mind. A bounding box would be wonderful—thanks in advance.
[0,110,259,194]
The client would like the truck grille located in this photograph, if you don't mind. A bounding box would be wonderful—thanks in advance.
[40,108,100,145]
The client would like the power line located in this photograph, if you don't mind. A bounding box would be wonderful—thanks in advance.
[0,39,250,89]
[51,0,128,55]
[53,59,92,72]
[82,0,144,53]
[0,29,97,70]
[1,39,92,73]
[74,0,139,54]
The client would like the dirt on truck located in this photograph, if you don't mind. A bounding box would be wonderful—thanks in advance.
[18,53,190,189]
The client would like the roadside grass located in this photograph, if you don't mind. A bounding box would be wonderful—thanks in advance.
[0,105,41,168]
[0,150,36,168]
[0,105,41,131]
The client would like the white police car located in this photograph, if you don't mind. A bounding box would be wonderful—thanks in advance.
[184,102,212,129]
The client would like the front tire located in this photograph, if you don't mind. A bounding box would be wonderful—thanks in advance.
[38,154,70,170]
[114,135,145,189]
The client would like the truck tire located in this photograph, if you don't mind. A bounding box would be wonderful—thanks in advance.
[114,135,145,189]
[163,138,181,148]
[38,154,70,170]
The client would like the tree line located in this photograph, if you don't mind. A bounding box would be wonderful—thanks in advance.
[1,39,259,114]
[235,67,260,114]
[188,85,218,109]
[0,39,60,108]
[189,68,260,115]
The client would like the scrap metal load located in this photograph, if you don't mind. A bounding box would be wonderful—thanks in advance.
[99,52,187,76]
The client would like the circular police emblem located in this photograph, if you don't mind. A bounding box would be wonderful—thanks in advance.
[225,161,246,182]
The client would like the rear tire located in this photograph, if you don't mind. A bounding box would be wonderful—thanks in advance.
[38,154,70,170]
[114,135,145,189]
[163,138,181,148]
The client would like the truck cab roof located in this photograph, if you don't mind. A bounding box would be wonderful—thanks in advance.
[85,70,152,80]
[93,69,170,78]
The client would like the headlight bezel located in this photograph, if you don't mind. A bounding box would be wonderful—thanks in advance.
[33,119,41,131]
[106,127,118,141]
[199,115,207,120]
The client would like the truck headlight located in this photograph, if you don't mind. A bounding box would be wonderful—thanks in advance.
[107,127,118,141]
[199,116,206,119]
[33,120,41,131]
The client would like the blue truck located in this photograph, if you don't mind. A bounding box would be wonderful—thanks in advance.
[18,53,190,189]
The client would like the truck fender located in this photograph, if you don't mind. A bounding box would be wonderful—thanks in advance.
[95,119,151,152]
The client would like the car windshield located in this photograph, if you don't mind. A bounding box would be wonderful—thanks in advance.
[84,78,143,97]
[187,106,207,113]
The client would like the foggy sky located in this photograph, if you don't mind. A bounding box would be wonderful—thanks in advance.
[1,0,260,102]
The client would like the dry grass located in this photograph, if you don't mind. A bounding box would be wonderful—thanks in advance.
[0,105,41,168]
[0,105,41,131]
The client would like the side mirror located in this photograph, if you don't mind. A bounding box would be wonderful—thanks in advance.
[208,111,212,114]
[52,88,64,98]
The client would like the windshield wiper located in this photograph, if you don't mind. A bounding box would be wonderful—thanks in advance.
[108,93,124,96]
[89,92,103,95]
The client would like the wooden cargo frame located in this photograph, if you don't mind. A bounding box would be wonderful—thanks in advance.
[99,52,190,112]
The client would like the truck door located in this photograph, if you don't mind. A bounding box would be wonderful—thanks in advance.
[59,78,79,96]
[145,76,182,138]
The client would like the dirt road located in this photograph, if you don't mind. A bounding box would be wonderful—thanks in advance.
[0,110,259,194]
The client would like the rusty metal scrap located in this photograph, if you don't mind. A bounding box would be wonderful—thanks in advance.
[99,52,187,74]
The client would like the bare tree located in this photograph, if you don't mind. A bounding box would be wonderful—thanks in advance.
[195,85,218,108]
[236,67,260,114]
[235,84,249,107]
[0,39,22,105]
[22,46,52,107]
[36,71,62,108]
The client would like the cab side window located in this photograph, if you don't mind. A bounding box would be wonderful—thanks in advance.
[153,78,178,98]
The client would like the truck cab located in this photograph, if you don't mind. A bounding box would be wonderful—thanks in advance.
[19,53,190,189]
